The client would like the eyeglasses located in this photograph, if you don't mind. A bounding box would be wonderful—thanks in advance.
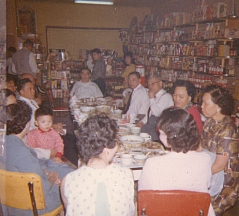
[148,81,161,87]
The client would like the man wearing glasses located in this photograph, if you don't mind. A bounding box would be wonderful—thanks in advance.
[138,74,173,140]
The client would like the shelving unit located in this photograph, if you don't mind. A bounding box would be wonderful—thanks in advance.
[126,13,239,103]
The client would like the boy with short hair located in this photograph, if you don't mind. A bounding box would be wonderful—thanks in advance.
[27,107,64,163]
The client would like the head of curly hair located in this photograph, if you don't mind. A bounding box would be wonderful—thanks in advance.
[6,100,32,135]
[203,85,233,116]
[157,107,199,153]
[76,114,118,165]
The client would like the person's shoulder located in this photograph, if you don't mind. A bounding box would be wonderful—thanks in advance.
[28,129,38,135]
[110,163,133,175]
[188,151,211,164]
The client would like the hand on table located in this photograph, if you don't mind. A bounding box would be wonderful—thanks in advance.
[136,121,144,128]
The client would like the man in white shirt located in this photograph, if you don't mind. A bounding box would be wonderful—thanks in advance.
[70,68,103,99]
[18,78,39,130]
[139,75,174,140]
[12,39,39,78]
[126,72,149,123]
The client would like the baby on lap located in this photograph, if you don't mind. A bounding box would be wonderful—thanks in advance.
[27,107,64,164]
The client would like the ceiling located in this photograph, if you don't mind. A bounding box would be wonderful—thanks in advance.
[16,0,164,7]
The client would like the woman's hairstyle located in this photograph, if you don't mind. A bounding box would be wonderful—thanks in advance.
[124,51,135,64]
[76,114,118,164]
[6,100,32,135]
[16,78,32,92]
[173,80,196,101]
[203,85,234,116]
[35,107,53,120]
[129,71,140,79]
[157,107,199,153]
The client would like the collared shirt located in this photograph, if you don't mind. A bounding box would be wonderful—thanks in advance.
[126,84,149,123]
[27,128,64,158]
[70,81,103,99]
[19,96,39,130]
[149,89,174,117]
[91,59,106,81]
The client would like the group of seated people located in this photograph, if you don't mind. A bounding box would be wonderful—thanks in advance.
[1,67,239,216]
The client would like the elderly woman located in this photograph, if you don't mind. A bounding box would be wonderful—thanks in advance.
[173,80,203,133]
[61,114,135,216]
[201,85,239,215]
[2,100,64,216]
[138,107,215,216]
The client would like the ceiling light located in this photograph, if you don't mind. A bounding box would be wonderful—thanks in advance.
[74,0,114,5]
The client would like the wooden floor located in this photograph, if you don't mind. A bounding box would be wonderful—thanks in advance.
[222,201,239,216]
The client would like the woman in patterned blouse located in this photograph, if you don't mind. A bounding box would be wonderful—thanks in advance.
[201,85,239,215]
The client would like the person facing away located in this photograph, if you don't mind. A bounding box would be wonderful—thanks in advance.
[27,107,64,164]
[12,39,40,78]
[91,48,107,96]
[125,71,149,123]
[70,68,103,99]
[138,107,215,216]
[61,114,135,216]
[138,74,174,140]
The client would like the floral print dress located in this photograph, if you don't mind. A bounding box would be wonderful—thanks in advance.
[201,116,239,215]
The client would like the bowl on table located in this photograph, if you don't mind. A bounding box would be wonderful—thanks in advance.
[73,108,81,115]
[130,127,141,135]
[118,127,130,136]
[80,106,92,114]
[126,123,136,129]
[114,109,122,115]
[120,135,144,148]
[120,154,133,166]
[134,154,147,165]
[95,105,111,114]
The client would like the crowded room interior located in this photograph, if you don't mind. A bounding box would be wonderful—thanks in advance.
[1,0,239,215]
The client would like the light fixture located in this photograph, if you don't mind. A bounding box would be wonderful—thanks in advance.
[74,0,114,5]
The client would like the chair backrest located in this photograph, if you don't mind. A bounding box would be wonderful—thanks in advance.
[0,169,45,210]
[138,190,211,216]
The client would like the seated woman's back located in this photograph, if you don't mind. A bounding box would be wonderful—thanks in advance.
[139,151,211,192]
[64,163,134,216]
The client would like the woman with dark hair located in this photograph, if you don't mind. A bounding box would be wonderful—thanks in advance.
[122,52,136,88]
[138,107,215,216]
[201,85,239,215]
[173,80,203,133]
[3,100,64,216]
[61,114,135,216]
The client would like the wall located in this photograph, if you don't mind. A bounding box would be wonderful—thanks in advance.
[13,1,150,57]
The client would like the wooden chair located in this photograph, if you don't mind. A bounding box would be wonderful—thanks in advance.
[138,190,211,216]
[0,169,63,216]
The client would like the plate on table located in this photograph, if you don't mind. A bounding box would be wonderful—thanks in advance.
[142,142,165,153]
[118,127,130,136]
[120,135,144,146]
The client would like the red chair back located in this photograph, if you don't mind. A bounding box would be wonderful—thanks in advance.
[138,190,211,216]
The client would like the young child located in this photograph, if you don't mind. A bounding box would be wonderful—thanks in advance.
[27,107,64,164]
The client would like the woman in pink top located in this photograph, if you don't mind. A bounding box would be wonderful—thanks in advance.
[138,108,215,216]
[172,80,203,134]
